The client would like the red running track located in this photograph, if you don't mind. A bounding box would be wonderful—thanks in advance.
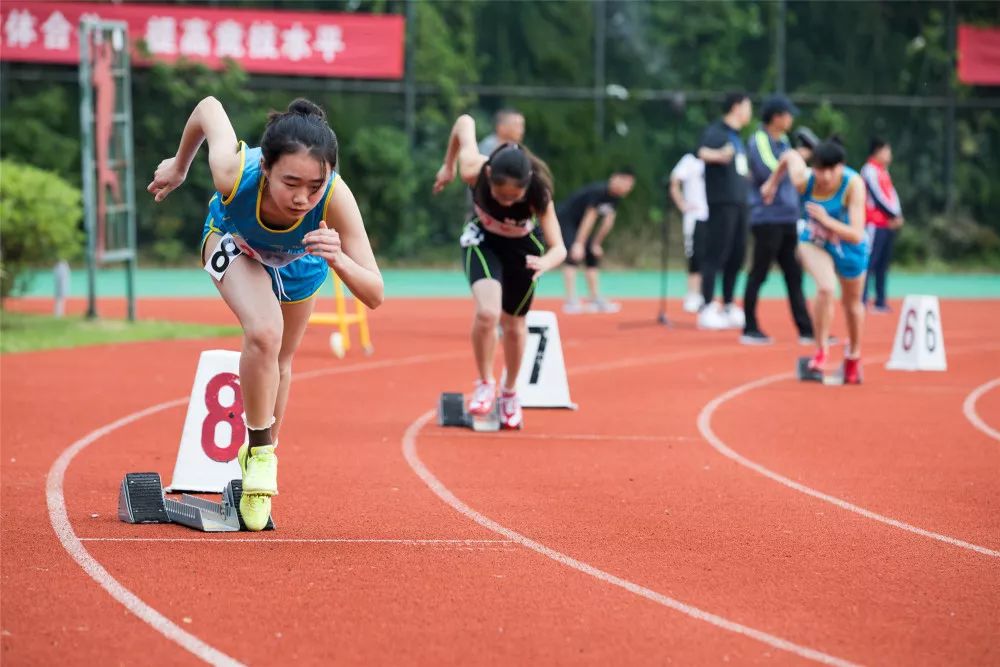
[2,297,998,665]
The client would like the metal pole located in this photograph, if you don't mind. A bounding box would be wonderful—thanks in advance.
[119,22,138,322]
[78,21,98,319]
[944,0,957,214]
[775,0,786,93]
[403,0,417,149]
[593,0,606,142]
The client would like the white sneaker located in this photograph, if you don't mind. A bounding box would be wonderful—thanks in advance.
[682,292,705,314]
[697,302,729,330]
[724,304,745,330]
[588,297,621,313]
[562,299,584,314]
[468,379,497,416]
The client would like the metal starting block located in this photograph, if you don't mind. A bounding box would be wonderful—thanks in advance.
[796,357,844,386]
[437,392,501,432]
[118,472,274,532]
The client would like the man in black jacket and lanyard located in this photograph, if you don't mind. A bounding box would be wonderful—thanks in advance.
[696,92,752,330]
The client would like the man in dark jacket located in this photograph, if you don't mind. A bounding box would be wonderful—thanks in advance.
[740,95,815,344]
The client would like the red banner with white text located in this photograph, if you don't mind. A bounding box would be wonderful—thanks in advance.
[957,25,1000,86]
[0,1,404,79]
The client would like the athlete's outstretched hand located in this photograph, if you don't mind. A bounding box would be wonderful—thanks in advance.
[433,163,455,194]
[526,254,549,281]
[147,157,186,202]
[304,220,344,268]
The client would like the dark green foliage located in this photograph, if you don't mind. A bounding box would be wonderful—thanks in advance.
[0,0,997,268]
[0,161,84,298]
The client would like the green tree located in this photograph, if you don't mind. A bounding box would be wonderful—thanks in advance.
[0,161,84,300]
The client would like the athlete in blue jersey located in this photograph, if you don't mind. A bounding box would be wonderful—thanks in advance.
[433,115,566,429]
[148,97,384,528]
[763,139,868,384]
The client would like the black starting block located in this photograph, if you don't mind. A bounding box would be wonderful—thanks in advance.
[437,392,502,431]
[796,357,844,386]
[118,472,274,532]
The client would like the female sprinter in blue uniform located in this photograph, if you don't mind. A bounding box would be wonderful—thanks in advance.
[433,114,567,429]
[147,97,384,529]
[762,139,868,384]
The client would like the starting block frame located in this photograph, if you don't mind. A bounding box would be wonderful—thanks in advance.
[119,472,274,532]
[309,273,373,357]
[437,392,504,431]
[796,357,846,386]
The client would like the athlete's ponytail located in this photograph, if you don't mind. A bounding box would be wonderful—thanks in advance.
[260,97,338,170]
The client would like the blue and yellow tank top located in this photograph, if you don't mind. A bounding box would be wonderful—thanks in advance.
[207,142,338,269]
[801,166,860,246]
[804,166,857,225]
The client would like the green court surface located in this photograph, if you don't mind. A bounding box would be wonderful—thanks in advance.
[19,267,1000,299]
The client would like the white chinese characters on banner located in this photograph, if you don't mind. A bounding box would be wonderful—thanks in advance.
[145,16,177,55]
[0,4,406,79]
[214,19,244,58]
[247,21,279,60]
[179,18,211,57]
[41,11,72,51]
[5,9,38,48]
[280,22,311,62]
[314,25,345,63]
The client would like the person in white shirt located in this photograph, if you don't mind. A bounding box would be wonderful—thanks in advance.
[669,153,709,313]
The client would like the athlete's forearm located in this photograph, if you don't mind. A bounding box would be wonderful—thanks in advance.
[592,215,615,246]
[697,146,731,164]
[330,255,384,310]
[174,98,220,174]
[574,208,599,247]
[823,219,864,245]
[541,243,567,271]
[669,179,686,212]
[444,115,475,168]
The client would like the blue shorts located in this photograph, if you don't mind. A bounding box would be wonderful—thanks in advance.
[799,226,869,279]
[202,216,328,303]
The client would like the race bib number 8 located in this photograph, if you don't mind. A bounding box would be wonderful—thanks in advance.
[204,232,243,281]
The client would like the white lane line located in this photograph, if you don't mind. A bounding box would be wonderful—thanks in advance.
[962,377,1000,442]
[80,537,513,545]
[422,431,699,444]
[403,410,857,667]
[697,370,1000,559]
[46,349,468,667]
[47,398,245,667]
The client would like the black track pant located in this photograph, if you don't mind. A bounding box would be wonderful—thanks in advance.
[742,222,813,336]
[699,203,747,306]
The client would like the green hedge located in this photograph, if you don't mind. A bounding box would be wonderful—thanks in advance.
[0,161,84,299]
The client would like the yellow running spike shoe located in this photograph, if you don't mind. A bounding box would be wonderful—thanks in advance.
[238,444,279,495]
[237,444,278,532]
[239,493,272,532]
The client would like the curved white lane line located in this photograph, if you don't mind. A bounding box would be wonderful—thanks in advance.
[46,350,467,666]
[697,372,1000,559]
[403,410,857,667]
[46,398,245,667]
[962,377,1000,442]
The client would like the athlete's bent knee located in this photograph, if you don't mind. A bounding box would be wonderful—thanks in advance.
[474,306,501,329]
[243,320,283,356]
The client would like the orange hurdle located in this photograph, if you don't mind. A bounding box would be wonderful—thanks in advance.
[309,274,373,358]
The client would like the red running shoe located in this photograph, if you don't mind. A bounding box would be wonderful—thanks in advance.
[467,380,497,415]
[808,348,827,372]
[498,390,523,430]
[843,357,863,385]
